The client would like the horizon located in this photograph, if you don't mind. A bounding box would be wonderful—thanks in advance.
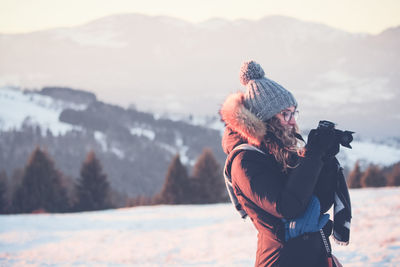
[1,0,400,34]
[2,13,400,36]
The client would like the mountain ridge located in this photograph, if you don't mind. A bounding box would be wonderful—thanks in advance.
[0,86,224,200]
[0,13,399,137]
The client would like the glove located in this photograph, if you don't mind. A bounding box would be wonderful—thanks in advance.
[323,142,340,160]
[306,128,336,157]
[283,195,330,241]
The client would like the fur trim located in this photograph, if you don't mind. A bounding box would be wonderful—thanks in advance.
[220,92,266,146]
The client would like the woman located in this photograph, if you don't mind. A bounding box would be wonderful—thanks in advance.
[220,61,349,266]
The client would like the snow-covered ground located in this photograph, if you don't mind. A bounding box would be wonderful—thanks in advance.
[0,187,399,266]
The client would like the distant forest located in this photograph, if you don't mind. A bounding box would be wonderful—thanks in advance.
[0,145,228,214]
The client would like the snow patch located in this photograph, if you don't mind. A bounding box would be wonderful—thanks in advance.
[338,140,400,168]
[157,136,194,166]
[0,87,79,135]
[94,131,107,151]
[130,127,155,140]
[110,147,125,159]
[175,136,194,166]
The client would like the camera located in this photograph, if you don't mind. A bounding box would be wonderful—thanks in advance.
[317,120,354,149]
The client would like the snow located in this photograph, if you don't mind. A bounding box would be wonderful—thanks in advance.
[158,138,194,166]
[338,140,400,168]
[331,187,400,266]
[130,127,156,141]
[94,131,125,159]
[175,136,194,166]
[0,87,83,135]
[110,147,125,159]
[0,187,399,266]
[94,131,108,151]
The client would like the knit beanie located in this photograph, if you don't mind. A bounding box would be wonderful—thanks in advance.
[240,60,297,122]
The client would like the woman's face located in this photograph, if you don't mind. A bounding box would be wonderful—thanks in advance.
[275,106,298,130]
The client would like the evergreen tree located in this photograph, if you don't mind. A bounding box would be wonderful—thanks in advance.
[360,164,386,188]
[347,161,362,188]
[0,170,8,213]
[190,148,227,204]
[155,154,189,204]
[75,151,112,211]
[12,147,69,213]
[387,162,400,186]
[8,168,23,213]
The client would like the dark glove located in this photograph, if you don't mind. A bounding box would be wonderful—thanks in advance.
[323,142,340,160]
[306,128,336,157]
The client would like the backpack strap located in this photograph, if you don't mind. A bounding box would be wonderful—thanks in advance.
[223,144,266,219]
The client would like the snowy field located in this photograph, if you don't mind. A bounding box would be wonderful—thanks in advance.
[0,187,399,267]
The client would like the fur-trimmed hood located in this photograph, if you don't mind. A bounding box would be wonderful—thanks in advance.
[220,92,267,154]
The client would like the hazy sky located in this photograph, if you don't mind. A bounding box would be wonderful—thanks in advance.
[0,0,399,34]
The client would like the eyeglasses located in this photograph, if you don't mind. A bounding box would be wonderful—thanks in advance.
[280,110,299,122]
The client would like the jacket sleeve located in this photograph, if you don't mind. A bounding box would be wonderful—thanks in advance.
[231,150,323,220]
[314,157,338,213]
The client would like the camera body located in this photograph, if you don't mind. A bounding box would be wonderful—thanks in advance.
[317,120,354,149]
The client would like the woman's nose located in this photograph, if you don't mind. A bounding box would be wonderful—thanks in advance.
[288,116,296,125]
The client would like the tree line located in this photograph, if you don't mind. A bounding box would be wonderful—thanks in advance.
[128,148,228,206]
[1,144,399,214]
[347,161,400,188]
[0,147,113,214]
[0,147,227,214]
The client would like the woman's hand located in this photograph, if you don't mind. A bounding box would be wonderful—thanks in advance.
[306,128,336,157]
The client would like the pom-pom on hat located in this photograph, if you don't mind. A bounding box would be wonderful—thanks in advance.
[240,60,297,122]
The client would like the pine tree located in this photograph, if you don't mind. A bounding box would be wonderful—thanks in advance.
[155,154,189,204]
[347,161,362,188]
[360,164,386,188]
[0,170,8,214]
[190,148,227,204]
[387,162,400,186]
[75,151,112,211]
[12,147,69,213]
[8,168,23,213]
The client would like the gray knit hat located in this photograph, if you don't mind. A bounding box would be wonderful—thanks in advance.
[240,60,297,122]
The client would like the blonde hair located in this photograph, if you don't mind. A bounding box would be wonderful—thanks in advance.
[263,117,305,172]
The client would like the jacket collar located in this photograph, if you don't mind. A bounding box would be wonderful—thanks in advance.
[220,92,267,149]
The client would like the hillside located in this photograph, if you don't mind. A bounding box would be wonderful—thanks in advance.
[1,86,399,200]
[0,87,224,199]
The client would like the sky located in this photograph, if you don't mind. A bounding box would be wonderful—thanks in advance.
[0,0,399,34]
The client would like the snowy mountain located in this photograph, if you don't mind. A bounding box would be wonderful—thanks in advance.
[0,14,399,137]
[0,87,86,135]
[1,86,399,175]
[1,187,399,266]
[0,86,224,199]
